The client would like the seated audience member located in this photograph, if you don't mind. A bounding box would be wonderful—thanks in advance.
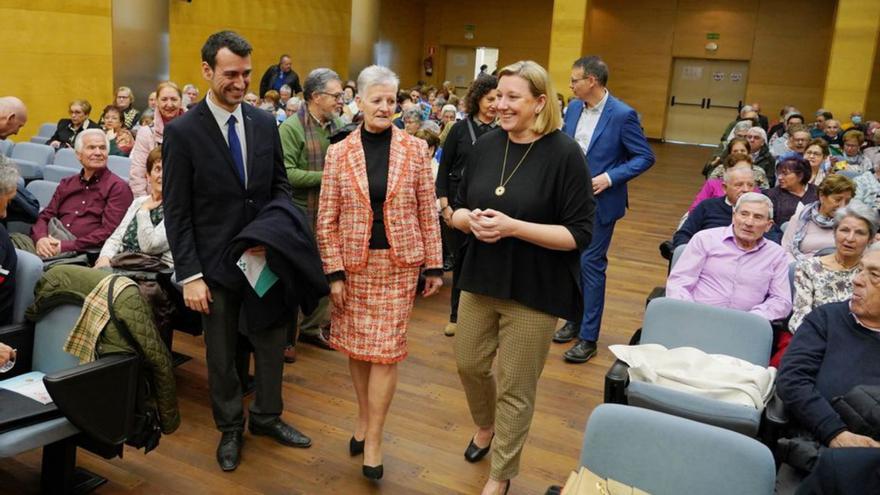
[130,81,183,197]
[842,111,864,132]
[145,91,157,112]
[182,84,199,110]
[781,174,855,261]
[667,192,792,321]
[101,105,134,157]
[278,84,292,109]
[722,120,754,147]
[768,106,798,141]
[48,99,99,149]
[29,129,133,258]
[690,155,759,212]
[138,109,154,128]
[853,162,880,210]
[803,139,831,187]
[746,126,776,183]
[789,201,877,333]
[413,128,440,180]
[674,166,779,247]
[402,107,424,135]
[864,127,880,169]
[392,98,418,129]
[243,92,259,106]
[0,342,14,366]
[438,104,459,145]
[114,86,141,129]
[95,147,171,269]
[837,130,871,175]
[770,114,806,157]
[764,153,818,226]
[284,97,303,119]
[817,118,843,149]
[809,111,833,138]
[1,169,39,226]
[0,165,20,325]
[719,106,755,143]
[706,137,769,188]
[340,83,359,124]
[260,89,280,113]
[776,246,880,450]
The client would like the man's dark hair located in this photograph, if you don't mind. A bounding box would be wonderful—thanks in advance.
[201,31,252,69]
[572,55,609,86]
[821,111,834,120]
[479,64,488,71]
[465,74,498,118]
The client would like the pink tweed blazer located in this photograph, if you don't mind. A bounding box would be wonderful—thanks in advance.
[316,126,443,274]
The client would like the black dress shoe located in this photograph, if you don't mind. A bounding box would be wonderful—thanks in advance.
[216,430,243,472]
[363,464,384,480]
[464,433,493,463]
[553,322,579,344]
[248,418,312,448]
[349,436,365,456]
[298,326,334,350]
[563,339,598,363]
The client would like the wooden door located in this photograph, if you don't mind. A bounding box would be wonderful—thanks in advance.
[664,58,749,145]
[445,47,476,95]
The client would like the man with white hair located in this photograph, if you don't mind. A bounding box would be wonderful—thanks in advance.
[278,68,345,354]
[0,97,39,226]
[0,164,20,325]
[746,126,776,182]
[719,105,755,144]
[667,192,792,321]
[29,129,132,258]
[0,96,27,139]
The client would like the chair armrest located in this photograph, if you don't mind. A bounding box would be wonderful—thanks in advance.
[0,322,34,377]
[659,240,674,260]
[604,359,630,404]
[645,287,665,308]
[760,392,789,450]
[43,353,139,446]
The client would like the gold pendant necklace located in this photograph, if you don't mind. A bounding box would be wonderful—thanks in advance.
[496,137,536,196]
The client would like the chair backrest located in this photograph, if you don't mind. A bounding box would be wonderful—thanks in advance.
[641,298,772,365]
[779,221,789,233]
[670,244,688,270]
[581,404,776,495]
[11,250,42,324]
[37,123,56,138]
[29,136,50,145]
[10,142,54,165]
[788,261,797,303]
[0,139,12,157]
[814,246,835,257]
[107,156,130,181]
[32,305,82,374]
[53,148,80,168]
[42,165,78,183]
[25,180,59,209]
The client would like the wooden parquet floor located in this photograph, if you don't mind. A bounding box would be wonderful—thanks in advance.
[1,142,710,495]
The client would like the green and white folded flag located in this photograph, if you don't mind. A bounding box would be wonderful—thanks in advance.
[236,251,279,297]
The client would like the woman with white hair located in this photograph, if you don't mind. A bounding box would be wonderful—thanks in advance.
[438,103,459,145]
[746,126,776,183]
[316,65,443,480]
[0,164,20,325]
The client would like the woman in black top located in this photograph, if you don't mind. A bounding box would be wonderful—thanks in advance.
[48,99,99,149]
[450,61,594,495]
[436,74,498,336]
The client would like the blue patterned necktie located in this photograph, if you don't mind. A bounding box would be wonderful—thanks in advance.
[227,114,246,186]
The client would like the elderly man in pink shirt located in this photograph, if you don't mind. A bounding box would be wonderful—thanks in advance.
[666,192,792,321]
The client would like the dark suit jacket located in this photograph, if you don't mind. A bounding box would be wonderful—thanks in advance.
[163,99,292,285]
[563,95,655,225]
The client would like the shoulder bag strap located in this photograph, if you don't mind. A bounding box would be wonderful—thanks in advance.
[466,118,477,145]
[107,275,146,360]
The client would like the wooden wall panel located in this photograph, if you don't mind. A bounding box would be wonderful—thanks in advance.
[377,0,426,88]
[671,0,759,60]
[866,28,880,120]
[0,0,114,141]
[168,1,351,95]
[747,0,835,121]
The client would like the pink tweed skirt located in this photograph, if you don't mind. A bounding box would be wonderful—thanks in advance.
[328,249,420,364]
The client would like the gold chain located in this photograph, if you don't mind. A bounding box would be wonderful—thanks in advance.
[496,138,536,196]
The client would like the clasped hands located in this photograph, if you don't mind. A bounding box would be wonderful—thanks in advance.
[467,208,518,244]
[35,236,62,259]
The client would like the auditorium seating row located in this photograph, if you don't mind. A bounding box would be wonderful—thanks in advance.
[1,133,131,182]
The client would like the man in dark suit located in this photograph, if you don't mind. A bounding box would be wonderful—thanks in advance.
[258,54,303,98]
[555,55,655,363]
[163,31,308,472]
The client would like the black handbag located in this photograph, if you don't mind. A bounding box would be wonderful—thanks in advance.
[106,276,162,453]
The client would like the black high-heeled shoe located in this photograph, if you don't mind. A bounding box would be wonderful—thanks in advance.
[464,433,494,463]
[362,464,384,480]
[349,436,365,456]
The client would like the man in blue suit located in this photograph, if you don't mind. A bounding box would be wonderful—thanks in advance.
[555,56,655,363]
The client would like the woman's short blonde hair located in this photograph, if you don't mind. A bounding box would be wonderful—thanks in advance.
[497,60,561,136]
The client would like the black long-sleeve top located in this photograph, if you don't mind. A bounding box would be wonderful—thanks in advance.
[436,116,496,200]
[361,126,391,249]
[777,301,880,445]
[453,129,595,321]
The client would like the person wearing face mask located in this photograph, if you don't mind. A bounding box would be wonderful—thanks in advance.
[316,65,443,481]
[781,174,856,262]
[48,99,99,149]
[278,68,346,357]
[843,111,865,132]
[129,81,184,197]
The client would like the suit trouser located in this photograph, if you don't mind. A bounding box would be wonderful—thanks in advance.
[455,291,558,480]
[297,295,330,338]
[567,219,617,342]
[443,225,466,323]
[203,285,286,432]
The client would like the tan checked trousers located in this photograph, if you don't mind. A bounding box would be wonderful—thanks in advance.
[454,291,559,480]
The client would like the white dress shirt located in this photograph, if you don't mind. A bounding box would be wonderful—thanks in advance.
[574,88,612,186]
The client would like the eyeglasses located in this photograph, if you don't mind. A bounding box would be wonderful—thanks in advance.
[570,76,591,85]
[320,92,344,101]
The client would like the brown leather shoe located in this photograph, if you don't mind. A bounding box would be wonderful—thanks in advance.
[283,345,297,363]
[299,326,334,351]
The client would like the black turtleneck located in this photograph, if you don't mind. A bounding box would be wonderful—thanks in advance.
[361,126,392,249]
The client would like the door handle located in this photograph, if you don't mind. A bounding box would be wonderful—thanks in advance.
[706,98,712,109]
[700,98,706,109]
[670,96,676,107]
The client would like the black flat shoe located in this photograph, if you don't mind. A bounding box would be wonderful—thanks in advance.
[216,430,243,472]
[563,339,598,364]
[553,322,579,343]
[363,464,384,480]
[464,433,493,463]
[349,436,365,456]
[248,418,312,448]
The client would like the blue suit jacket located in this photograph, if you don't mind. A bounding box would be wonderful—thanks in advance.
[563,94,655,224]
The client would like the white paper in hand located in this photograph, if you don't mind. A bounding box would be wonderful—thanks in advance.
[237,250,279,297]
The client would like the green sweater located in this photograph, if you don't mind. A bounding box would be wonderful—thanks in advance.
[278,110,344,208]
